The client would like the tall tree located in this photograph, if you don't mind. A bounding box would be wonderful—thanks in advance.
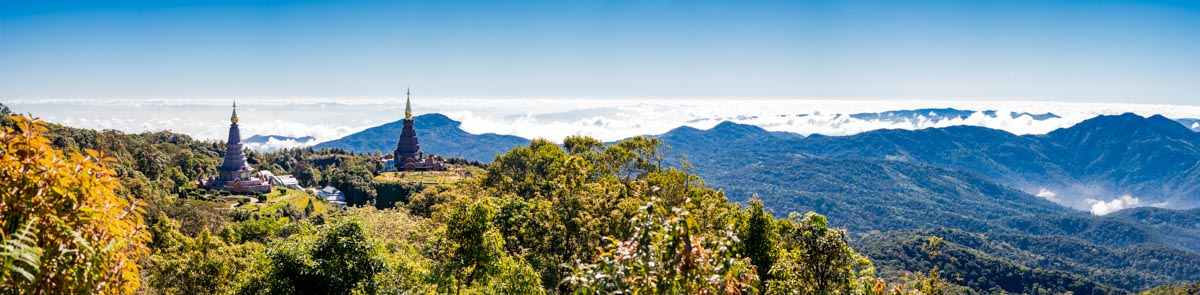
[739,197,779,285]
[767,212,877,294]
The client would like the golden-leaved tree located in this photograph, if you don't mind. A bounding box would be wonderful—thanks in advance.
[0,115,150,294]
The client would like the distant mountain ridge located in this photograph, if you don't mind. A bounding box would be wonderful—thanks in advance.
[313,113,530,162]
[317,112,1200,210]
[1177,118,1200,132]
[846,107,1061,122]
[682,107,1065,127]
[658,113,1200,212]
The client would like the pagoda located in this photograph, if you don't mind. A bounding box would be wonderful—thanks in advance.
[210,102,273,193]
[394,89,444,172]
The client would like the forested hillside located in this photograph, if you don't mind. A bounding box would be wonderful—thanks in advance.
[712,158,1069,233]
[647,115,1200,292]
[858,228,1200,292]
[3,108,968,294]
[5,103,1199,294]
[858,232,1127,294]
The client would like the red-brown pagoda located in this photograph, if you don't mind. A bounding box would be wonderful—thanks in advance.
[394,89,444,172]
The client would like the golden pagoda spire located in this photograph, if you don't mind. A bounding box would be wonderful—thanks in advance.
[405,88,412,120]
[231,101,239,124]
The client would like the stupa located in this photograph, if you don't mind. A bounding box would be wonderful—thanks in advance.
[394,89,444,172]
[211,102,273,193]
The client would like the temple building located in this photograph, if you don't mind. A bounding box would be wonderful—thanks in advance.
[394,89,445,172]
[206,102,273,194]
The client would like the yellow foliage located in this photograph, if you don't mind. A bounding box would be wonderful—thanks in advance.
[1,115,150,294]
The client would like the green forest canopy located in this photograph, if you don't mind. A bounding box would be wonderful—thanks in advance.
[2,106,1193,294]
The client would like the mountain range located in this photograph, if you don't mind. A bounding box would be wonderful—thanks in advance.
[312,113,528,162]
[11,99,1198,293]
[663,113,1200,211]
[317,112,1200,213]
[848,108,1060,121]
[657,113,1200,292]
[314,111,1200,292]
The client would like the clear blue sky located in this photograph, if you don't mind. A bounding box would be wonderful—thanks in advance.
[2,0,1198,104]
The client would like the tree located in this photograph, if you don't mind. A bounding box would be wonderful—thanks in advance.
[567,199,759,294]
[483,139,568,199]
[224,217,286,244]
[918,236,946,295]
[144,218,260,295]
[165,167,192,194]
[0,115,151,294]
[326,165,376,205]
[766,212,877,294]
[603,136,664,179]
[137,146,168,180]
[739,197,779,286]
[290,162,320,188]
[0,103,13,128]
[430,196,544,294]
[247,217,385,295]
[562,135,604,156]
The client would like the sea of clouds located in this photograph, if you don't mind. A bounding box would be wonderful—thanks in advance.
[8,98,1200,215]
[10,98,1200,147]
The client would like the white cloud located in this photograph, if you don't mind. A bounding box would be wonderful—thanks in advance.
[8,99,1200,152]
[1035,188,1059,203]
[244,137,317,152]
[1086,195,1141,215]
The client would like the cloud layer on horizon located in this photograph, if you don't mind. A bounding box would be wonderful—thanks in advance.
[8,99,1200,152]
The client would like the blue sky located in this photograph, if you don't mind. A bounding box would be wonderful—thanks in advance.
[2,0,1198,104]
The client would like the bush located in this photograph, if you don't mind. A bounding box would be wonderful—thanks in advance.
[0,115,151,294]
